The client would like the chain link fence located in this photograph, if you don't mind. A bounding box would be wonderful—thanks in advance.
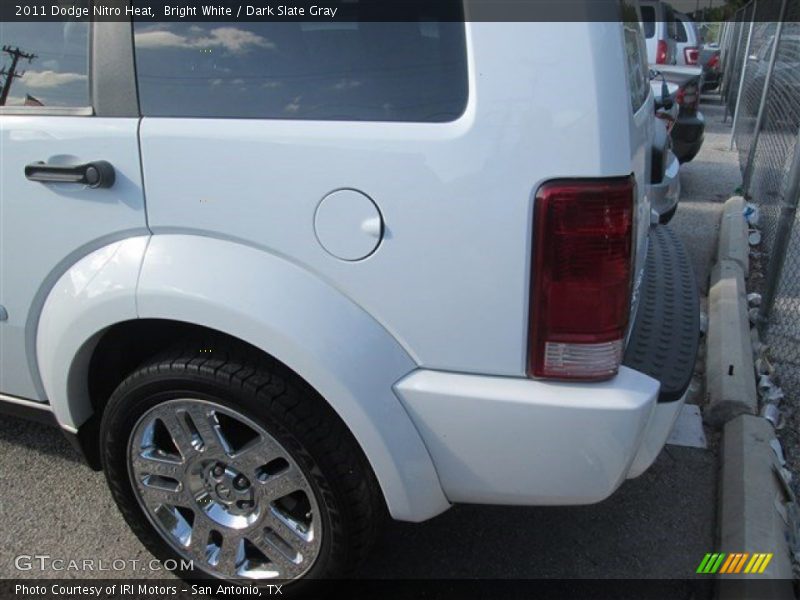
[724,0,800,411]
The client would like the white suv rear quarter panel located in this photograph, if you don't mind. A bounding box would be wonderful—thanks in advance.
[138,22,648,378]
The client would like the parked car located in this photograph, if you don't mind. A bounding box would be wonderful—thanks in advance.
[657,64,707,163]
[675,12,701,66]
[700,45,722,91]
[0,12,699,584]
[640,0,679,65]
[649,77,681,223]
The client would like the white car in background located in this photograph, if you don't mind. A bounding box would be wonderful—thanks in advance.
[675,11,702,66]
[640,0,679,65]
[0,5,700,584]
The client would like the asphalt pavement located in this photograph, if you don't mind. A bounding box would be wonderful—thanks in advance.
[0,95,740,591]
[0,416,715,584]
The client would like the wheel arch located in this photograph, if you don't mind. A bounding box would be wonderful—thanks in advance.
[36,235,450,522]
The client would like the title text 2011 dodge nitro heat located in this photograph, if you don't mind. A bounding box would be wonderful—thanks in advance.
[0,4,698,582]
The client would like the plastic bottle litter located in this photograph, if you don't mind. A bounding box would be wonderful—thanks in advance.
[765,386,785,403]
[762,403,783,429]
[770,437,787,465]
[747,292,762,307]
[749,229,762,246]
[744,202,760,226]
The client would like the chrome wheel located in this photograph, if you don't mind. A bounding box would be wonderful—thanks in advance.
[127,399,321,580]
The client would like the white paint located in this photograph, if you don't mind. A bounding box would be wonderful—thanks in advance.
[36,237,149,429]
[314,189,383,261]
[628,394,687,478]
[11,22,672,524]
[138,22,651,377]
[136,235,449,522]
[395,367,660,504]
[0,117,147,400]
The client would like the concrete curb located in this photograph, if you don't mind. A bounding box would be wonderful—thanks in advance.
[717,415,795,598]
[705,259,758,427]
[717,196,750,278]
[706,195,756,427]
[711,197,795,600]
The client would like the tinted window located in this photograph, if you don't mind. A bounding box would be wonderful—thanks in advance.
[622,5,650,112]
[676,19,688,43]
[0,21,90,107]
[134,19,468,122]
[665,6,679,40]
[641,6,656,38]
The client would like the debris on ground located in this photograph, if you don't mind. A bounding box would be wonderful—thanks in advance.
[744,202,760,226]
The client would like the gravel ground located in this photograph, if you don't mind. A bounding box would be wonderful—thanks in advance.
[0,96,736,588]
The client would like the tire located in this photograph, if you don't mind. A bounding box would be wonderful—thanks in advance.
[658,203,678,225]
[99,337,384,584]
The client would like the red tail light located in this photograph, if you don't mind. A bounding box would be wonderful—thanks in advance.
[707,54,719,70]
[656,40,668,64]
[528,177,635,380]
[684,47,699,65]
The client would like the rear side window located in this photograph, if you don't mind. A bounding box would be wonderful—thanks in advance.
[133,18,468,122]
[641,6,655,38]
[0,22,90,108]
[622,4,650,112]
[676,19,689,43]
[664,6,679,41]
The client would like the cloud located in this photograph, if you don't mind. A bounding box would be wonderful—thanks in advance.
[135,26,274,53]
[206,27,274,52]
[332,79,362,90]
[132,30,187,49]
[21,70,87,89]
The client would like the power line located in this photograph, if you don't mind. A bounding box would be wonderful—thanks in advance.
[0,45,37,106]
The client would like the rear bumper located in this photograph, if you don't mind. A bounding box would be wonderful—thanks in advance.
[626,391,685,478]
[394,225,699,506]
[702,71,721,91]
[395,366,660,505]
[649,150,681,224]
[672,111,706,163]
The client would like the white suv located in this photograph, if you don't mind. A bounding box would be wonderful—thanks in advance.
[0,7,698,582]
[640,0,679,65]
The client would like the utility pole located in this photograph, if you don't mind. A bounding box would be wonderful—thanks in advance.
[0,45,37,106]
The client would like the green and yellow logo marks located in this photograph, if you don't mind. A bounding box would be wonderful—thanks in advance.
[696,553,773,574]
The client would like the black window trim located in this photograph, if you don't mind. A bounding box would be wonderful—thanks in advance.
[0,13,138,118]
